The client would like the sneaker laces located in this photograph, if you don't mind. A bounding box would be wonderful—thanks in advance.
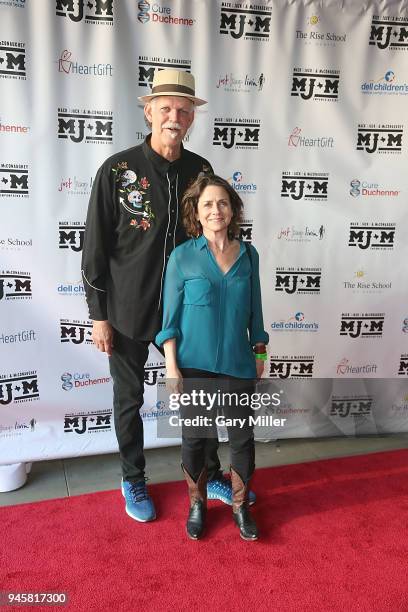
[128,479,149,503]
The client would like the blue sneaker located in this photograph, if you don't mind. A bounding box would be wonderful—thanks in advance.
[207,475,256,505]
[121,479,156,522]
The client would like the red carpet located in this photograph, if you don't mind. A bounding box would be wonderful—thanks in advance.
[1,450,408,612]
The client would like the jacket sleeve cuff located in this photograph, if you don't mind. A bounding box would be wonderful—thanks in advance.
[155,328,181,347]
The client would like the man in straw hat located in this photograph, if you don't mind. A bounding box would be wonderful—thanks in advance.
[82,69,254,522]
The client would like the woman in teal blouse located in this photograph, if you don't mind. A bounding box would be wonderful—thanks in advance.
[156,174,269,541]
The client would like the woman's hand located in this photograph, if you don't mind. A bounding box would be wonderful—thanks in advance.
[165,365,183,395]
[256,359,265,378]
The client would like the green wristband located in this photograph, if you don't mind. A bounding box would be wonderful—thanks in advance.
[254,352,267,361]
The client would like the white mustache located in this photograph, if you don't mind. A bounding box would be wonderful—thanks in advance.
[163,122,182,130]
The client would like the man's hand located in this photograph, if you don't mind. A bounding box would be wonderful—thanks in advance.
[92,320,114,357]
[256,359,265,378]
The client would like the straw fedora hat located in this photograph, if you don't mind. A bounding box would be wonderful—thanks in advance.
[138,69,207,106]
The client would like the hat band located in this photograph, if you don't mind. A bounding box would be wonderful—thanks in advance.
[151,83,195,96]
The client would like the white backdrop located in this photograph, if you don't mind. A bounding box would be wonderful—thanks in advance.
[1,0,408,463]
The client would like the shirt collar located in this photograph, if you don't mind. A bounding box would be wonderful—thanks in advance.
[142,134,184,176]
[195,234,207,250]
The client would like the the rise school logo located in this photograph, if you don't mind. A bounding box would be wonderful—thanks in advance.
[296,15,347,45]
[138,56,191,87]
[339,313,385,339]
[0,41,26,80]
[269,355,314,379]
[213,118,260,149]
[56,0,113,24]
[369,15,408,50]
[0,271,31,301]
[348,222,395,250]
[58,222,85,252]
[219,2,271,41]
[0,371,39,405]
[275,267,321,295]
[0,163,29,197]
[57,108,113,144]
[356,124,403,154]
[281,171,328,202]
[291,68,340,101]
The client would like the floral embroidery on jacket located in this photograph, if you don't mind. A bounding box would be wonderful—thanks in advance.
[112,164,154,230]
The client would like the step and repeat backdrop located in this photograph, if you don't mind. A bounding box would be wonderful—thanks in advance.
[1,0,408,463]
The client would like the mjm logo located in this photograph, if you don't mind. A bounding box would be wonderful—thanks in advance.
[340,314,384,339]
[291,70,340,101]
[269,356,314,379]
[220,3,271,41]
[56,0,113,23]
[357,126,403,153]
[213,119,260,149]
[348,224,395,250]
[369,16,408,50]
[239,222,253,243]
[0,165,28,196]
[144,364,165,386]
[398,354,408,376]
[0,371,39,406]
[275,268,321,295]
[64,410,112,434]
[60,319,93,344]
[138,56,191,87]
[0,42,26,79]
[281,172,328,201]
[58,110,113,143]
[330,397,373,418]
[58,223,85,252]
[0,272,31,301]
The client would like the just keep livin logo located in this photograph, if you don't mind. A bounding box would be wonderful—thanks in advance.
[113,162,154,231]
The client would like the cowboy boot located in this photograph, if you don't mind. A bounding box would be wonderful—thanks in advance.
[231,467,258,541]
[182,465,207,540]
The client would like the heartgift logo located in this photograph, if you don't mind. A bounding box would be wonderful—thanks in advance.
[57,50,112,77]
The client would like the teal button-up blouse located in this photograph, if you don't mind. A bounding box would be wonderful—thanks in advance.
[155,235,269,378]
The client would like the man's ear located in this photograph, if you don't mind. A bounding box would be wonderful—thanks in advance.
[144,103,152,124]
